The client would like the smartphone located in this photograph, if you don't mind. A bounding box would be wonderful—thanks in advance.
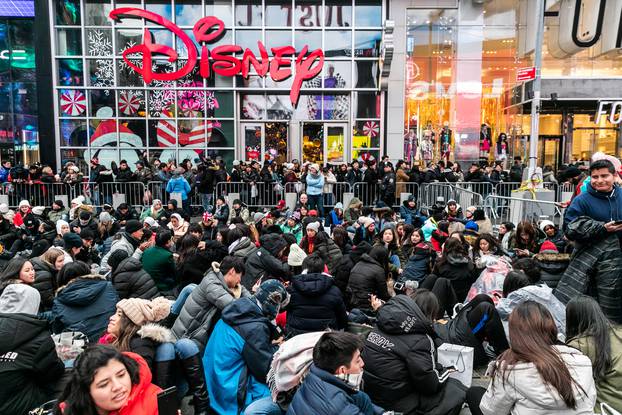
[613,220,622,225]
[157,386,179,415]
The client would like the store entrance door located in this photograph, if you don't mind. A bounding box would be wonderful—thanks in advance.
[301,122,348,165]
[240,122,289,163]
[538,135,563,169]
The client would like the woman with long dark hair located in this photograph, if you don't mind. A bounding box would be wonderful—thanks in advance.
[473,233,503,270]
[468,301,596,414]
[348,245,391,310]
[431,237,477,301]
[0,256,35,294]
[567,296,622,411]
[509,220,539,258]
[55,344,160,415]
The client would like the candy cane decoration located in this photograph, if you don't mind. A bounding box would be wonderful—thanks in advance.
[60,90,86,116]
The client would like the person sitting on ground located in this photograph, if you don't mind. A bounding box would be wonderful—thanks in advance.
[498,221,515,252]
[140,199,167,222]
[429,237,478,302]
[400,229,435,284]
[539,220,567,253]
[534,241,570,289]
[288,331,384,415]
[31,247,64,311]
[566,296,622,412]
[285,254,348,338]
[0,284,65,415]
[0,256,35,295]
[472,208,493,235]
[280,211,303,244]
[353,216,376,245]
[108,250,159,300]
[244,233,292,290]
[300,222,343,274]
[204,280,290,415]
[228,199,251,225]
[52,261,118,341]
[176,233,227,288]
[167,213,189,243]
[56,344,161,415]
[47,199,68,223]
[333,241,372,309]
[172,256,250,353]
[114,203,138,227]
[444,199,463,222]
[473,233,504,270]
[400,195,426,228]
[212,196,230,223]
[348,245,391,311]
[141,229,177,293]
[508,220,540,258]
[100,219,152,274]
[362,291,467,415]
[225,225,259,260]
[344,197,363,226]
[468,301,596,415]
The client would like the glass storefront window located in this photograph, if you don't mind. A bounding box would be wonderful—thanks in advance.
[175,0,202,27]
[56,28,82,56]
[324,30,351,57]
[56,0,81,25]
[265,0,292,27]
[355,30,381,57]
[85,0,112,26]
[324,0,351,28]
[235,1,262,27]
[206,1,233,27]
[60,119,89,146]
[353,120,380,148]
[58,59,84,86]
[265,30,292,53]
[235,29,262,52]
[295,1,323,28]
[323,61,351,88]
[145,0,172,25]
[295,30,321,52]
[355,0,382,28]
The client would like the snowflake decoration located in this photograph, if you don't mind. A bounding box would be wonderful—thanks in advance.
[87,29,112,56]
[92,59,114,95]
[118,40,138,72]
[149,63,176,117]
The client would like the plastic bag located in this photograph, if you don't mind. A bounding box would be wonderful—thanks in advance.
[52,331,88,363]
[465,256,511,304]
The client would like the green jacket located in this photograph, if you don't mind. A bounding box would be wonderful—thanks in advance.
[141,245,177,291]
[280,223,302,243]
[569,326,622,413]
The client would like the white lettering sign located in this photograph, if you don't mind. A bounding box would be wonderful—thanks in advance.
[0,49,26,60]
[596,101,622,124]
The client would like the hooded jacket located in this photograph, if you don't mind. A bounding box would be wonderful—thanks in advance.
[112,257,160,300]
[362,296,466,415]
[400,200,426,228]
[100,233,143,274]
[165,174,192,200]
[287,364,384,415]
[401,244,435,283]
[31,257,58,312]
[311,233,344,274]
[432,253,477,301]
[285,272,348,338]
[52,274,118,341]
[228,236,259,260]
[564,183,622,238]
[480,345,596,415]
[348,253,390,310]
[141,245,177,292]
[333,242,372,306]
[244,234,291,290]
[534,252,570,289]
[172,263,250,352]
[0,312,65,415]
[204,297,278,415]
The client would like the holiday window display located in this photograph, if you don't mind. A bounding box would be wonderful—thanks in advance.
[496,133,509,167]
[420,123,435,164]
[479,123,492,162]
[440,123,452,164]
[403,128,417,165]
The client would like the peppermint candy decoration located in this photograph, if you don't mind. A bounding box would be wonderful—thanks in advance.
[60,90,86,116]
[119,91,141,115]
[363,121,379,137]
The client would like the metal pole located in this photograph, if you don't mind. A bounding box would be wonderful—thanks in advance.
[528,0,546,177]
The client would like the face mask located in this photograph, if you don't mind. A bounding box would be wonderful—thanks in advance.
[335,371,364,390]
[79,219,89,226]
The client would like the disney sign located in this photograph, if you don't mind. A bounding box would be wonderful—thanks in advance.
[109,8,325,106]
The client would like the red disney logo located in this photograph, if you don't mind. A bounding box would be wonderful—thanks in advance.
[109,8,325,106]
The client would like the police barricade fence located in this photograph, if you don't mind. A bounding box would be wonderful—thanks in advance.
[0,182,75,208]
[215,181,285,210]
[483,194,564,233]
[418,182,487,211]
[79,182,148,212]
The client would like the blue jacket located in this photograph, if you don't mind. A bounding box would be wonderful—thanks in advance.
[52,275,118,341]
[329,210,343,227]
[0,166,8,183]
[287,365,384,415]
[166,175,191,200]
[564,183,622,239]
[203,297,277,415]
[399,204,427,228]
[306,173,325,196]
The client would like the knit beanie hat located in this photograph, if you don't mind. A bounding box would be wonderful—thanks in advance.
[0,284,40,315]
[539,220,555,233]
[358,216,375,229]
[125,219,142,234]
[53,200,65,209]
[465,221,479,232]
[253,280,290,321]
[539,240,559,253]
[63,232,83,249]
[143,217,159,228]
[306,221,320,233]
[287,244,307,267]
[99,211,112,223]
[0,203,8,214]
[116,297,172,326]
[32,206,45,216]
[56,220,69,235]
[18,200,30,208]
[334,202,343,210]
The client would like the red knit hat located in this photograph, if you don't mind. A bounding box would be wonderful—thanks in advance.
[539,240,558,253]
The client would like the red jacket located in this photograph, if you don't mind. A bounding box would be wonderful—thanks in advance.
[61,352,161,415]
[13,209,30,227]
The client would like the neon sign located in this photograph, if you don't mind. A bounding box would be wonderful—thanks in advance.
[109,8,325,106]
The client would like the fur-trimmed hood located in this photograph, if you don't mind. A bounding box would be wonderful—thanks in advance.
[534,252,571,262]
[137,323,176,344]
[56,273,106,294]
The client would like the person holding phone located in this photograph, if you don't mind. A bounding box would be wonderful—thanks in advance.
[557,159,622,323]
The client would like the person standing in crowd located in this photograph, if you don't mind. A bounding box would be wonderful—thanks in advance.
[0,284,65,415]
[556,159,622,322]
[380,163,396,208]
[306,164,325,218]
[468,301,596,415]
[204,280,290,415]
[288,331,383,415]
[166,167,192,216]
[56,344,161,415]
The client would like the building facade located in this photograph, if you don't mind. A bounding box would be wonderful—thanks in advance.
[48,0,386,172]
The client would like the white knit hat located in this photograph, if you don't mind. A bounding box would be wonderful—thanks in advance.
[0,203,9,214]
[32,206,45,216]
[306,221,320,233]
[18,200,30,208]
[288,244,307,267]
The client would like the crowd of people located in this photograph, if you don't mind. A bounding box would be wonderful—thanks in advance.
[0,151,620,415]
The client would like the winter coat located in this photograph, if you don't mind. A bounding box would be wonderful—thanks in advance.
[346,169,363,186]
[348,253,390,310]
[141,245,177,292]
[0,312,65,415]
[554,216,622,323]
[31,257,57,312]
[47,208,68,223]
[288,364,384,415]
[168,220,189,241]
[306,172,325,196]
[130,324,175,372]
[204,297,278,415]
[100,233,142,274]
[69,217,99,234]
[564,183,622,236]
[112,257,159,300]
[114,207,139,224]
[243,234,291,290]
[333,245,370,306]
[229,206,252,224]
[177,241,228,287]
[362,296,467,415]
[380,171,396,199]
[165,175,192,200]
[311,234,343,274]
[52,274,118,341]
[480,345,596,415]
[280,223,303,243]
[139,207,167,221]
[285,272,348,338]
[568,326,622,413]
[534,252,570,289]
[229,236,259,260]
[213,203,230,223]
[401,246,435,283]
[344,198,362,224]
[172,263,250,352]
[396,168,410,197]
[400,203,427,228]
[432,253,477,301]
[0,219,18,247]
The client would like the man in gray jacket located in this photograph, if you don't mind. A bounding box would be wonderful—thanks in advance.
[172,256,250,352]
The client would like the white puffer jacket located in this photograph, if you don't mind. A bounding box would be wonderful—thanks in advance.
[480,345,596,415]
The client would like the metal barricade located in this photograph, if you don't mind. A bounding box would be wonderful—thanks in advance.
[146,181,167,205]
[395,182,419,208]
[483,194,564,231]
[418,182,486,211]
[215,181,284,210]
[352,182,380,207]
[79,182,147,210]
[0,182,75,208]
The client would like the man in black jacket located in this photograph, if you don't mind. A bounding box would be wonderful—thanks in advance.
[0,284,65,414]
[243,233,291,290]
[380,164,396,207]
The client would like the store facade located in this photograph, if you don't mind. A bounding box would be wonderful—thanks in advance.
[387,0,622,169]
[0,1,39,165]
[48,0,386,171]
